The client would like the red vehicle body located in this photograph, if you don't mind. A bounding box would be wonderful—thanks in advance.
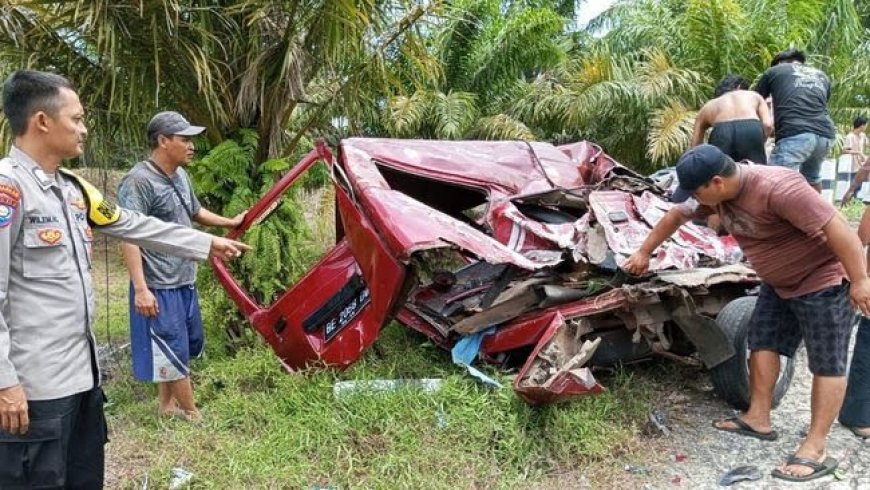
[212,138,795,406]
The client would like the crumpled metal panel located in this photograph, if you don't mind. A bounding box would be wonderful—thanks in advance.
[342,138,585,196]
[587,190,742,271]
[341,142,563,269]
[654,263,758,287]
[487,200,581,252]
[216,138,762,406]
[513,311,606,404]
[633,192,742,265]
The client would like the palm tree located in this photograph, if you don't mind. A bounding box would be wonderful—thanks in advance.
[381,0,567,140]
[0,0,436,164]
[507,0,870,171]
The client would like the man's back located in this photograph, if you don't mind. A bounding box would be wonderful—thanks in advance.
[704,90,764,123]
[699,90,769,163]
[755,63,835,140]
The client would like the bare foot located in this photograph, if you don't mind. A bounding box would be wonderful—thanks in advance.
[181,409,203,424]
[158,407,202,424]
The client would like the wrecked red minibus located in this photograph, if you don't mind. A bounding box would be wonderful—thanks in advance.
[212,138,795,407]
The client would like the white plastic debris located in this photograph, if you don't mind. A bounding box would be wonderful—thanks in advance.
[168,467,194,490]
[333,378,443,398]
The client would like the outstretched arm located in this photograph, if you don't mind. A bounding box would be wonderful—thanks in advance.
[624,207,691,275]
[193,208,246,228]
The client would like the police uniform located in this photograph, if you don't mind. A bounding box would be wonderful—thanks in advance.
[0,146,213,488]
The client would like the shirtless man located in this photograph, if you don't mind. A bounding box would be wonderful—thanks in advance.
[691,74,773,163]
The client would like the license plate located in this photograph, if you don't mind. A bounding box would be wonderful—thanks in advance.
[323,287,370,341]
[303,274,371,342]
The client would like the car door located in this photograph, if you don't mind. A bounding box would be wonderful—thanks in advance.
[211,142,406,370]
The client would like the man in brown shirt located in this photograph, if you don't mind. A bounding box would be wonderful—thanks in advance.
[625,144,870,482]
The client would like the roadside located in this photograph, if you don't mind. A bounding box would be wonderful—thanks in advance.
[89,168,869,488]
[629,208,870,489]
[628,343,868,489]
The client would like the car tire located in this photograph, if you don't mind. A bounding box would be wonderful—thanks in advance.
[709,296,796,411]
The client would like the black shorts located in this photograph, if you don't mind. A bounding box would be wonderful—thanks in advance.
[0,386,107,489]
[747,281,855,375]
[709,119,767,164]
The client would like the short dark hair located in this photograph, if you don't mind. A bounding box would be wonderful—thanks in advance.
[714,74,749,97]
[719,158,737,177]
[2,70,75,136]
[770,49,806,67]
[854,115,868,129]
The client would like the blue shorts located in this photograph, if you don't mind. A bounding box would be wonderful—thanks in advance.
[130,284,204,382]
[769,132,833,184]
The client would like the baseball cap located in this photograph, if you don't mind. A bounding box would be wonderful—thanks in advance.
[670,144,732,203]
[147,111,205,142]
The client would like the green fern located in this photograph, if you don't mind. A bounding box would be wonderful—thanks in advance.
[190,131,321,353]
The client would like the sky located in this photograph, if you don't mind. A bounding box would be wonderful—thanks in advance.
[576,0,616,27]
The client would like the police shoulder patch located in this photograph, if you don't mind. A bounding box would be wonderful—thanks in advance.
[0,180,21,228]
[58,168,121,226]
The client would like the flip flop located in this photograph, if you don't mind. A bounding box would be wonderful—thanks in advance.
[771,454,838,482]
[712,416,778,441]
[844,424,870,439]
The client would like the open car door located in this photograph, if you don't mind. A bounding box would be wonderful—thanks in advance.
[211,142,406,369]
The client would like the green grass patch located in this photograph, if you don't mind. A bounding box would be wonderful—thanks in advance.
[104,323,657,488]
[840,199,866,223]
[91,236,132,344]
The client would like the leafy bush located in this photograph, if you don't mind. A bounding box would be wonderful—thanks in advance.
[188,131,330,356]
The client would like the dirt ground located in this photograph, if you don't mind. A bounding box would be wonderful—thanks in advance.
[631,341,869,489]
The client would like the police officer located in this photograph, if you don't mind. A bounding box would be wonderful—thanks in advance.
[0,70,249,488]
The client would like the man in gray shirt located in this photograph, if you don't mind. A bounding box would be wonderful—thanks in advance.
[118,111,246,423]
[755,49,836,191]
[0,71,249,488]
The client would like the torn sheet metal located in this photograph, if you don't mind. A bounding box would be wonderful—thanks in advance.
[514,312,605,404]
[213,138,761,406]
[654,264,757,287]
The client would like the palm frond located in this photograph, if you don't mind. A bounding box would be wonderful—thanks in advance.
[466,113,535,140]
[383,90,433,137]
[647,101,695,166]
[432,91,479,139]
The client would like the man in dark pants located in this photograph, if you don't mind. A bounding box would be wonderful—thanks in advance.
[691,74,772,163]
[755,49,836,191]
[0,71,250,488]
[625,145,870,482]
[839,205,870,439]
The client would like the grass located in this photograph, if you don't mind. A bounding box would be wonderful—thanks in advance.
[102,326,660,489]
[840,199,866,223]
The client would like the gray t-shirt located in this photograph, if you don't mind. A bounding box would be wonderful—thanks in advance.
[118,161,202,288]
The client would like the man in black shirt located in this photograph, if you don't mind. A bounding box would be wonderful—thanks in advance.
[755,49,835,191]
